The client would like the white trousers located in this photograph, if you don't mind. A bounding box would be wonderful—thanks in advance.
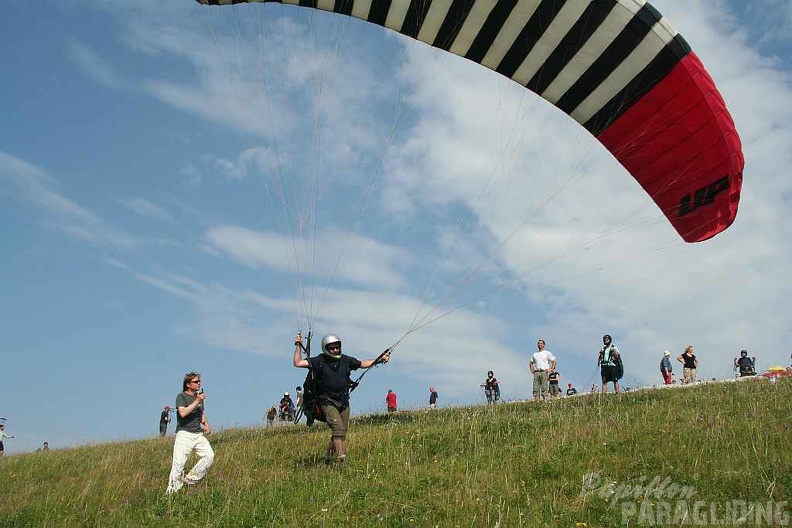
[166,430,214,494]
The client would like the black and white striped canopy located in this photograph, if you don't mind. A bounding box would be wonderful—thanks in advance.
[194,0,744,243]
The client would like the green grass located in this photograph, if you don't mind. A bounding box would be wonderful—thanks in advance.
[1,379,790,527]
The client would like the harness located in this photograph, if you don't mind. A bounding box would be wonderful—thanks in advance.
[297,331,390,422]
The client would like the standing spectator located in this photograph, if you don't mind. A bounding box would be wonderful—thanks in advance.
[482,371,501,403]
[0,424,14,456]
[660,351,673,385]
[165,372,214,495]
[734,350,756,377]
[530,339,556,401]
[677,346,698,384]
[429,386,439,409]
[386,389,398,413]
[295,386,304,411]
[293,332,390,465]
[279,392,295,422]
[548,370,562,399]
[265,406,277,426]
[597,334,621,394]
[566,383,578,396]
[159,406,172,437]
[37,441,50,452]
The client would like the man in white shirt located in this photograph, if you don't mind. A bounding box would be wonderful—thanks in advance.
[530,339,557,401]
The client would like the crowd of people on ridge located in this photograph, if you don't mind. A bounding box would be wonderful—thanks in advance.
[154,330,773,495]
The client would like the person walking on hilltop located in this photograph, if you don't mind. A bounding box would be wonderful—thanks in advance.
[598,334,622,394]
[165,372,214,495]
[482,371,501,403]
[293,332,390,464]
[386,389,398,413]
[429,386,439,409]
[677,346,698,384]
[159,406,172,437]
[660,350,673,385]
[530,339,556,401]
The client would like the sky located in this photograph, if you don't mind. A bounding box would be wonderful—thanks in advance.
[1,0,790,455]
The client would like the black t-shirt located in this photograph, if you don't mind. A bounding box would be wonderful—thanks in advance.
[175,392,203,433]
[566,387,578,396]
[737,357,753,373]
[548,371,560,385]
[682,354,697,369]
[308,354,362,406]
[429,391,438,404]
[159,410,169,425]
[484,378,498,391]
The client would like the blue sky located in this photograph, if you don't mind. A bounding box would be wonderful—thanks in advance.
[1,0,790,454]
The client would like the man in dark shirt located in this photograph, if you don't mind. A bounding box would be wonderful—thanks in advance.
[293,332,389,464]
[566,383,578,396]
[159,406,171,437]
[734,350,756,377]
[165,372,214,494]
[429,386,439,409]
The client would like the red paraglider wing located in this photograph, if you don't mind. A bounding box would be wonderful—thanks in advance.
[195,0,744,242]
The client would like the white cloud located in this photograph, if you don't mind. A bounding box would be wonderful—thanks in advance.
[66,40,123,89]
[205,224,413,290]
[195,146,280,181]
[116,197,174,222]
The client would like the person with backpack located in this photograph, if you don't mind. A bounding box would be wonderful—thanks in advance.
[159,406,172,437]
[481,371,501,403]
[734,350,756,377]
[598,334,622,394]
[293,332,390,464]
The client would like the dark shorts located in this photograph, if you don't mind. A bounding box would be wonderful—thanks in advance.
[321,403,350,438]
[0,441,4,451]
[601,365,620,383]
[550,383,561,395]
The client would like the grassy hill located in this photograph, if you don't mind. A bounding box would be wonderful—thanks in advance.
[1,379,790,527]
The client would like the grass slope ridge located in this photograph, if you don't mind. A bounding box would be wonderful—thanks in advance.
[1,380,790,527]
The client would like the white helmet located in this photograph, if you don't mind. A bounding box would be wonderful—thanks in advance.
[321,334,342,358]
[284,392,289,396]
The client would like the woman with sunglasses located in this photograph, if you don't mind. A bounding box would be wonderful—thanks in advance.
[165,372,214,494]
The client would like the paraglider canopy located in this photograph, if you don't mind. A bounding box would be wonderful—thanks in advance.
[195,0,744,243]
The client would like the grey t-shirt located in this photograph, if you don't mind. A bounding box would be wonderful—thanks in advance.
[175,392,204,433]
